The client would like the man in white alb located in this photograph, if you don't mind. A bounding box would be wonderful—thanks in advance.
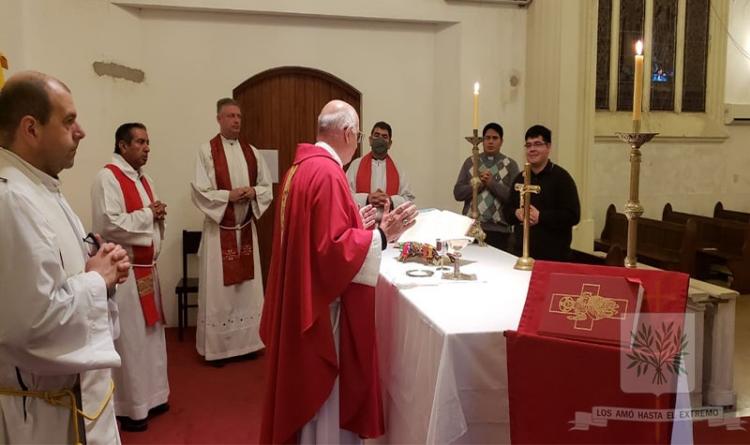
[91,122,170,432]
[191,98,273,365]
[0,71,130,444]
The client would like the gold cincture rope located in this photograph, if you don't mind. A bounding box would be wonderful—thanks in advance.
[279,164,299,242]
[0,379,115,445]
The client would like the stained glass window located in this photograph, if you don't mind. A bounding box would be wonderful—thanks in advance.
[616,0,645,112]
[596,0,613,110]
[650,0,677,110]
[682,0,710,112]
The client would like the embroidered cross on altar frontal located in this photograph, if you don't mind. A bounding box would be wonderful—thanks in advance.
[548,283,629,331]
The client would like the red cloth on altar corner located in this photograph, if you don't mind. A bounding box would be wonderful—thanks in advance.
[259,143,385,444]
[506,261,689,444]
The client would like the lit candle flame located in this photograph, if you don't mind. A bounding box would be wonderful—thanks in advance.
[635,40,643,56]
[474,82,480,95]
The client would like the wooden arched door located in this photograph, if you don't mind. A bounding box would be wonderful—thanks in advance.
[234,67,361,281]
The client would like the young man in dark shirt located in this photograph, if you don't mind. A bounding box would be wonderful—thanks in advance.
[503,125,580,261]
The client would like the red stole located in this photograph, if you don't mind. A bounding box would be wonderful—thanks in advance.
[354,153,399,196]
[259,143,384,444]
[104,164,162,327]
[209,134,258,286]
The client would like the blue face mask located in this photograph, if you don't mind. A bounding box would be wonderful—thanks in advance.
[371,137,389,156]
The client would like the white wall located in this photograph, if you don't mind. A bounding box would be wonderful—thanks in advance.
[1,0,527,325]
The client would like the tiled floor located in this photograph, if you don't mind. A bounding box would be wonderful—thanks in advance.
[734,294,750,416]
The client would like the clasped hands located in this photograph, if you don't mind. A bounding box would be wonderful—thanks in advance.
[148,200,168,221]
[229,186,256,203]
[515,205,540,226]
[85,234,131,289]
[367,189,390,208]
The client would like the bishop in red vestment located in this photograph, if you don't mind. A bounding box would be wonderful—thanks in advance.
[260,101,417,444]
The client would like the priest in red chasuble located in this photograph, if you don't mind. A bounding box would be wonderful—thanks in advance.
[345,121,415,221]
[191,98,273,364]
[260,100,417,444]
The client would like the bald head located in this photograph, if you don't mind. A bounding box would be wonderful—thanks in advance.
[316,100,360,164]
[0,71,70,147]
[317,100,358,137]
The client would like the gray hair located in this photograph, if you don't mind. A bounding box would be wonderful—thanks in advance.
[317,106,357,136]
[216,97,239,114]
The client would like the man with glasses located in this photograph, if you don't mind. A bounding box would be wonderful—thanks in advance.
[0,71,129,444]
[503,125,580,261]
[191,98,273,366]
[453,122,520,252]
[346,121,415,222]
[90,122,170,432]
[260,100,417,444]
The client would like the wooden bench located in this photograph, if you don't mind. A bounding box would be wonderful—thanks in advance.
[663,203,750,293]
[571,244,625,267]
[595,204,697,273]
[713,201,750,224]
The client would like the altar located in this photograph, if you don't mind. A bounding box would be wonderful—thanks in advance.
[375,244,529,444]
[374,243,738,444]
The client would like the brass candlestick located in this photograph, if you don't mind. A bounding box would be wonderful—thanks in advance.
[615,127,658,268]
[466,129,487,246]
[514,162,540,271]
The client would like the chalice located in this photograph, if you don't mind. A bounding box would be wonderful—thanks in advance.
[442,237,476,281]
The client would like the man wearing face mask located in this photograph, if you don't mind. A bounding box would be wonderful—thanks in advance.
[454,122,520,252]
[346,121,415,221]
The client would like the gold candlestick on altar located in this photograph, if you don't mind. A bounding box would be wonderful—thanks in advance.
[513,162,540,271]
[466,128,487,246]
[615,131,657,268]
[0,53,8,89]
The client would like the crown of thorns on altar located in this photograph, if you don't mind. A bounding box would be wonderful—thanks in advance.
[397,242,445,265]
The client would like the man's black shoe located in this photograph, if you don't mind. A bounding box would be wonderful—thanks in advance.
[148,403,170,418]
[208,359,226,368]
[117,416,148,432]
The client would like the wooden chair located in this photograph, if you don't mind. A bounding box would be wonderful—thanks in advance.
[175,230,201,341]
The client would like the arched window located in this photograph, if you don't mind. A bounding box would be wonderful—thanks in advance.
[596,0,710,113]
[593,0,726,141]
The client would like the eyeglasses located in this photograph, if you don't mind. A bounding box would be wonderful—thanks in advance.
[83,232,100,257]
[524,141,548,149]
[356,130,365,144]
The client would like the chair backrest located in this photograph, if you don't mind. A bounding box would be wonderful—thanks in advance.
[182,230,202,280]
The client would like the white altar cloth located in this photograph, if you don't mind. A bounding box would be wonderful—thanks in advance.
[376,244,530,444]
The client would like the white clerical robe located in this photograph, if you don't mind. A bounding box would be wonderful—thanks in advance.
[90,154,169,420]
[346,155,415,219]
[299,142,382,445]
[0,148,121,444]
[191,136,273,360]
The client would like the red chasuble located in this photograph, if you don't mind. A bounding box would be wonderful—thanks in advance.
[104,164,162,326]
[260,143,385,444]
[354,153,400,196]
[209,134,257,286]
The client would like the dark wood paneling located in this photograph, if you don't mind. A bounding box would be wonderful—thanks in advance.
[234,66,361,281]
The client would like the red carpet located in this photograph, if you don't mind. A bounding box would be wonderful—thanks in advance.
[120,327,265,444]
[121,328,750,444]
